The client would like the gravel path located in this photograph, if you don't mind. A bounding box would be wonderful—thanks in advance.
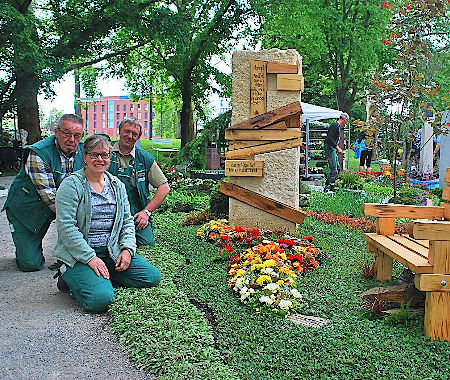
[0,176,152,380]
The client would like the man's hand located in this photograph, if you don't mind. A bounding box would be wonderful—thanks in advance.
[88,256,110,279]
[115,250,132,272]
[336,146,343,154]
[134,210,149,231]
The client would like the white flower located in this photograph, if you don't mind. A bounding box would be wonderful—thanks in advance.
[234,277,244,290]
[240,286,248,295]
[262,240,271,244]
[259,295,274,305]
[263,267,274,274]
[278,299,293,310]
[291,288,302,299]
[264,283,279,292]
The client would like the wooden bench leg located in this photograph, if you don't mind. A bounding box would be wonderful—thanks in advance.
[375,249,393,281]
[424,292,450,341]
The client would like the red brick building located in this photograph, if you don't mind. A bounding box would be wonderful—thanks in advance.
[81,96,154,138]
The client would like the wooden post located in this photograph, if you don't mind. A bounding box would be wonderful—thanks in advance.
[376,217,396,235]
[375,249,393,281]
[423,241,450,341]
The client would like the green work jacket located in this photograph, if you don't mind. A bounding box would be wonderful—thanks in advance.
[53,169,136,267]
[2,136,84,232]
[107,145,155,211]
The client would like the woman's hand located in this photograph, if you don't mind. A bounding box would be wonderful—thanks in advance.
[133,210,149,231]
[115,249,132,271]
[88,256,110,279]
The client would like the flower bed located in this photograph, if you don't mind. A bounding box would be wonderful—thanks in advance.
[197,221,323,316]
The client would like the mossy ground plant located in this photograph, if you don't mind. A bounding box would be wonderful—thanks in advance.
[109,210,450,379]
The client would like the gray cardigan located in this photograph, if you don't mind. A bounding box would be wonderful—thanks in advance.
[53,169,136,267]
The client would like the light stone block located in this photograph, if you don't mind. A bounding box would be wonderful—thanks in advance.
[229,49,302,232]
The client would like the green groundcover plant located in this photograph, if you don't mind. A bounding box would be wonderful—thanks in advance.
[109,212,450,379]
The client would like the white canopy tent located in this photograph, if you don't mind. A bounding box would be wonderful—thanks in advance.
[300,102,350,177]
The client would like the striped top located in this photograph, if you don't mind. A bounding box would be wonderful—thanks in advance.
[88,175,117,247]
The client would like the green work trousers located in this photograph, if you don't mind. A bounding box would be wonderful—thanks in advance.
[324,143,339,189]
[6,209,53,272]
[62,249,161,313]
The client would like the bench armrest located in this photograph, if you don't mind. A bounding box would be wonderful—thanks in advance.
[363,203,444,220]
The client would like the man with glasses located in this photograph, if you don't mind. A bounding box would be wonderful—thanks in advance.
[108,118,170,247]
[3,114,85,271]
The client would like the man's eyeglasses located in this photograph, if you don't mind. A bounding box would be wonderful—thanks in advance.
[87,152,111,160]
[58,129,83,140]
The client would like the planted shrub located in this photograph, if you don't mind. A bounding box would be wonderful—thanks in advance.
[209,182,229,218]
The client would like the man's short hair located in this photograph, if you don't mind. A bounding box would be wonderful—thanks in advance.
[57,114,84,129]
[339,112,349,121]
[118,118,142,137]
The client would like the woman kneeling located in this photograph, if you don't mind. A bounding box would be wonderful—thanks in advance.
[53,135,161,312]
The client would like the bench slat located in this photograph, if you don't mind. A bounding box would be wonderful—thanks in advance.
[365,233,433,274]
[389,235,429,259]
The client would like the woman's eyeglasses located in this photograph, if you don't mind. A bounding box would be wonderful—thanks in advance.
[87,152,111,160]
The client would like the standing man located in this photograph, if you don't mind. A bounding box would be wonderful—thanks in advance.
[324,112,349,192]
[108,118,170,247]
[3,114,85,271]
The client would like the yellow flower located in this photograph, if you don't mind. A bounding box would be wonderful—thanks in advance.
[280,253,287,260]
[264,259,277,267]
[228,269,236,276]
[236,269,246,277]
[256,275,272,285]
[276,280,285,287]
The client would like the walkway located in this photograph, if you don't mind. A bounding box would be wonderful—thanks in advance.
[0,176,150,379]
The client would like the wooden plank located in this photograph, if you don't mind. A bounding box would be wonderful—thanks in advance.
[415,274,450,292]
[364,234,434,273]
[228,101,302,130]
[219,181,306,224]
[225,160,264,177]
[277,74,304,92]
[226,138,303,159]
[389,235,429,259]
[225,128,301,141]
[430,241,450,274]
[250,60,267,117]
[411,220,450,240]
[375,250,393,281]
[443,186,450,202]
[363,203,444,219]
[286,116,301,128]
[228,140,270,151]
[266,61,299,74]
[441,202,450,220]
[445,168,450,183]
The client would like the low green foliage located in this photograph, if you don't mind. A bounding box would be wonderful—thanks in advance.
[156,188,209,213]
[335,171,365,190]
[363,182,394,202]
[209,182,229,218]
[109,212,450,379]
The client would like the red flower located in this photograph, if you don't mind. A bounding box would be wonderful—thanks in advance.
[225,245,233,252]
[220,235,230,241]
[302,236,314,242]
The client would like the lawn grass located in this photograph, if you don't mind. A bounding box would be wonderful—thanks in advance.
[109,212,450,379]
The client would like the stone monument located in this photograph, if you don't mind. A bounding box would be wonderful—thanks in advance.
[223,49,304,232]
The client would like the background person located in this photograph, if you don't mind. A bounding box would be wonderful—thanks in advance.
[108,118,170,247]
[323,113,349,192]
[358,128,376,173]
[2,114,84,271]
[53,135,161,312]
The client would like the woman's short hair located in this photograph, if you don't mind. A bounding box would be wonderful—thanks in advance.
[118,118,142,136]
[83,135,112,154]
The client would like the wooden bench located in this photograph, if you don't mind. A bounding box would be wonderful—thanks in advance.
[362,169,450,341]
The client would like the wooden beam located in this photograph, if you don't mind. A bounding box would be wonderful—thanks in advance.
[445,168,450,183]
[277,74,304,92]
[415,274,450,292]
[225,160,264,177]
[286,116,301,128]
[227,101,302,130]
[250,60,267,117]
[363,203,444,220]
[226,138,303,159]
[219,181,306,224]
[442,186,450,202]
[376,218,396,235]
[266,61,299,74]
[442,202,450,220]
[225,128,300,141]
[228,140,270,151]
[411,220,450,240]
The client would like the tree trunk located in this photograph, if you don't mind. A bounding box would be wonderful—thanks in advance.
[180,76,195,148]
[16,72,41,144]
[74,70,82,117]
